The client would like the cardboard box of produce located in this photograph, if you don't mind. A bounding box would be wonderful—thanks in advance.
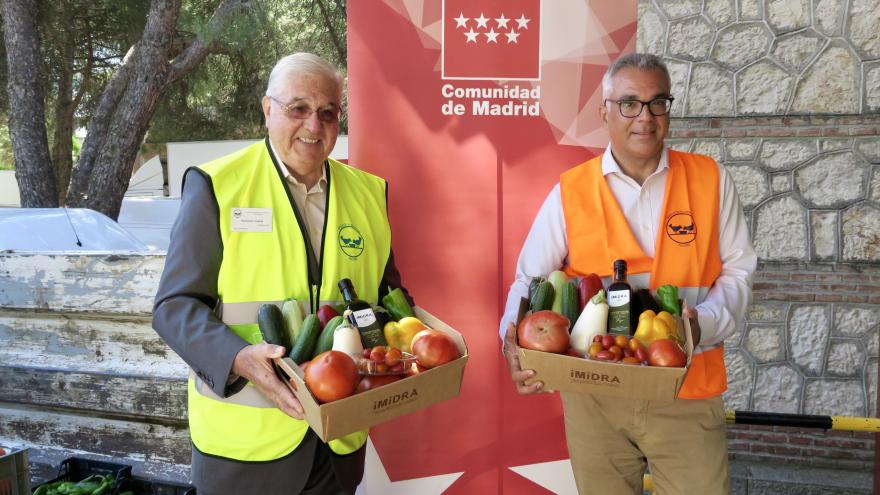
[275,306,468,442]
[516,300,695,401]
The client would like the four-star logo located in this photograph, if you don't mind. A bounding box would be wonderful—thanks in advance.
[442,0,541,80]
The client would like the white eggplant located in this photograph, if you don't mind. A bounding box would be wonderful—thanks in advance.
[570,289,609,354]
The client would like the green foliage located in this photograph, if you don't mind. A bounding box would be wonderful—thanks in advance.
[1,0,349,160]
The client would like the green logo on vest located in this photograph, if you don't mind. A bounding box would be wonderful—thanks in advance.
[338,224,365,259]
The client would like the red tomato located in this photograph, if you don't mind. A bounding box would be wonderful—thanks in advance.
[412,329,461,368]
[355,374,402,394]
[369,347,386,363]
[300,360,312,375]
[647,339,687,367]
[635,346,648,363]
[600,334,615,350]
[363,347,373,359]
[592,335,604,343]
[595,350,615,361]
[304,351,359,403]
[517,311,570,354]
[608,345,623,361]
[385,347,402,367]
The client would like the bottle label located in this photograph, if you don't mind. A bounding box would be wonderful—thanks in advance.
[352,308,377,327]
[607,290,631,307]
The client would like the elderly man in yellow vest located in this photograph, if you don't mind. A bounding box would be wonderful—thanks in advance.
[153,53,410,495]
[500,53,757,494]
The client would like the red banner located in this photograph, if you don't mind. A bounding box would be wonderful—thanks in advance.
[348,1,636,492]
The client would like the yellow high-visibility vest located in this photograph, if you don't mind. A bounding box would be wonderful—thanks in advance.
[188,139,390,460]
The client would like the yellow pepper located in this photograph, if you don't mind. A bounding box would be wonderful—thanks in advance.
[383,316,427,353]
[633,310,682,346]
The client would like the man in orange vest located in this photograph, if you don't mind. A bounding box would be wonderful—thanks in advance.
[500,53,757,494]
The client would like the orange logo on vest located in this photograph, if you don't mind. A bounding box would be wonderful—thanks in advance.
[666,212,696,245]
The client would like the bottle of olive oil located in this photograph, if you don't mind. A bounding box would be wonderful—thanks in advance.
[607,259,633,336]
[338,278,387,347]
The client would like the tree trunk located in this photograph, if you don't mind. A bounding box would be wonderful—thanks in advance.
[51,7,75,205]
[314,0,345,62]
[2,0,57,207]
[67,0,251,220]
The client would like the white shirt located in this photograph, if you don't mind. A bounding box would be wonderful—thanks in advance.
[500,145,757,347]
[269,140,327,262]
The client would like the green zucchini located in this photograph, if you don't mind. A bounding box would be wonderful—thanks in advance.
[530,280,555,312]
[281,298,305,345]
[559,281,580,332]
[258,303,289,350]
[313,315,344,358]
[289,314,321,364]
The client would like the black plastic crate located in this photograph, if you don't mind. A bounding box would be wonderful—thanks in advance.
[122,477,195,495]
[32,457,132,495]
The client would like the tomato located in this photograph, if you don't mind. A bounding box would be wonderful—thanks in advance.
[628,337,644,353]
[622,356,641,365]
[304,351,360,403]
[635,346,648,363]
[588,342,603,359]
[600,334,615,350]
[623,347,634,358]
[608,345,623,361]
[363,347,373,359]
[300,360,312,375]
[647,339,687,367]
[355,374,401,394]
[517,310,570,354]
[595,350,615,361]
[389,362,405,374]
[592,335,604,343]
[614,335,629,348]
[370,346,387,363]
[385,347,402,367]
[412,329,461,368]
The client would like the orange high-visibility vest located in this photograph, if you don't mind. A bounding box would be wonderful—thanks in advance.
[560,150,725,399]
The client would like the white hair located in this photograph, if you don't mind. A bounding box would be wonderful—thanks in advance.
[265,52,343,99]
[601,53,672,99]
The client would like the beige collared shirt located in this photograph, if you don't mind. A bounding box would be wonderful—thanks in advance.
[268,141,327,262]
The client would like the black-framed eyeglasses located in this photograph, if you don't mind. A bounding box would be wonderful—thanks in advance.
[605,97,674,118]
[267,95,341,124]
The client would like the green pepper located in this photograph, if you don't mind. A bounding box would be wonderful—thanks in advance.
[657,284,681,316]
[381,287,414,321]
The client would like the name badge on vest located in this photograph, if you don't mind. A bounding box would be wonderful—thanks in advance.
[230,208,272,232]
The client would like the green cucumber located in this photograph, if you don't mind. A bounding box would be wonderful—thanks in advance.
[548,270,569,313]
[289,314,320,364]
[530,280,555,312]
[313,315,344,358]
[559,281,580,331]
[258,303,289,350]
[528,276,546,303]
[281,298,305,345]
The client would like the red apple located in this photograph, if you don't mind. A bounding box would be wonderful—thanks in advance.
[517,310,570,353]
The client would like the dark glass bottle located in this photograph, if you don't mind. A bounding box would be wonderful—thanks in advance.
[607,259,634,336]
[338,278,387,348]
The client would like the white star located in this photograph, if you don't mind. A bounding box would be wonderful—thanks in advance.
[505,30,520,43]
[356,439,464,495]
[516,14,531,29]
[495,14,510,29]
[464,29,479,43]
[484,29,500,43]
[509,459,578,495]
[453,12,469,29]
[475,13,490,28]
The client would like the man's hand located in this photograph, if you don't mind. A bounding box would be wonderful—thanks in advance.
[682,307,702,347]
[232,343,305,419]
[503,323,544,394]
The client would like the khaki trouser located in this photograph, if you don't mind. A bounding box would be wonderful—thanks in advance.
[561,392,729,495]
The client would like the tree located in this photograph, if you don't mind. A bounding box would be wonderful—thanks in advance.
[2,0,257,219]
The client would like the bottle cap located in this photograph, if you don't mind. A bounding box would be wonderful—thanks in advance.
[613,259,627,272]
[338,278,353,291]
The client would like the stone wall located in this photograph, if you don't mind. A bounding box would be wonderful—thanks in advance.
[638,0,880,483]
